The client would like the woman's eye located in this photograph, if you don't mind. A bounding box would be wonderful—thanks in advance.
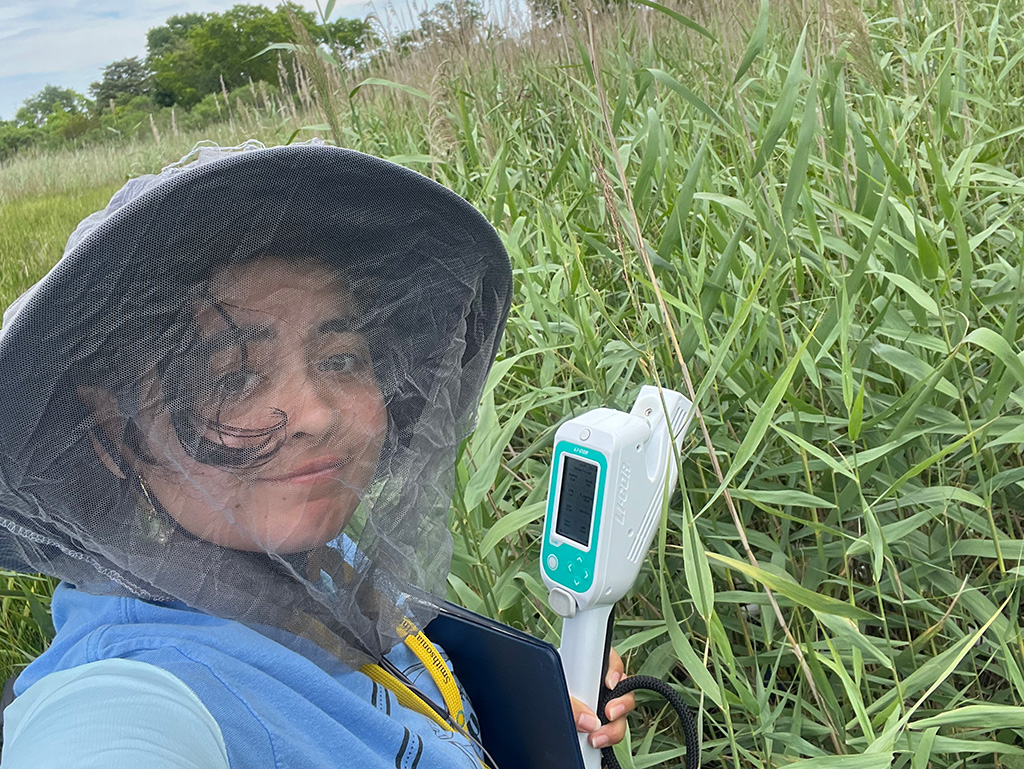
[319,354,369,374]
[215,369,259,395]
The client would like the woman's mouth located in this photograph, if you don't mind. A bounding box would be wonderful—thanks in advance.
[260,456,351,485]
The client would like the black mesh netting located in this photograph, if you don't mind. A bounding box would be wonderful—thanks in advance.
[0,141,512,667]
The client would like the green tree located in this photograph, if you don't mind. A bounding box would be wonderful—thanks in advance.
[146,4,373,108]
[527,0,619,25]
[89,57,151,113]
[146,13,208,59]
[0,120,41,163]
[44,105,96,141]
[417,0,485,39]
[146,12,209,105]
[146,4,322,108]
[393,0,485,51]
[15,85,90,127]
[325,17,374,56]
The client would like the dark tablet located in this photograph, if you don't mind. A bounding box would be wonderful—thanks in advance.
[426,601,585,769]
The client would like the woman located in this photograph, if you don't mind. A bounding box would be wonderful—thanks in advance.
[0,142,632,767]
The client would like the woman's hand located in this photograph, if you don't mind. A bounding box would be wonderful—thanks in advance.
[570,648,636,749]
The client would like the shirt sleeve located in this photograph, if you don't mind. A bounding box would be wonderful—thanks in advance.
[1,658,229,769]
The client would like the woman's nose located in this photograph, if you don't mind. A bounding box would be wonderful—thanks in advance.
[281,371,340,443]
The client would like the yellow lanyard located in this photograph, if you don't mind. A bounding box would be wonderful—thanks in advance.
[360,617,467,733]
[316,549,473,745]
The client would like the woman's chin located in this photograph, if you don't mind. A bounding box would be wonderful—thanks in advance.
[176,499,354,555]
[248,510,352,554]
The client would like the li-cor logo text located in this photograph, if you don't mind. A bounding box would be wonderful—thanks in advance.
[614,462,630,525]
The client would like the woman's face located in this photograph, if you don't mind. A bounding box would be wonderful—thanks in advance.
[132,258,387,553]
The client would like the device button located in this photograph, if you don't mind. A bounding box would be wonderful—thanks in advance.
[579,428,591,441]
[546,554,558,571]
[567,561,574,573]
[548,587,577,618]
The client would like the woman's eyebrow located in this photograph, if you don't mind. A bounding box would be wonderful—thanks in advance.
[318,317,360,335]
[204,324,274,353]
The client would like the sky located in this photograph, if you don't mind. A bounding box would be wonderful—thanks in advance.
[0,0,442,121]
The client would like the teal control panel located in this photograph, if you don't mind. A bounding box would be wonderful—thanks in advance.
[542,441,607,595]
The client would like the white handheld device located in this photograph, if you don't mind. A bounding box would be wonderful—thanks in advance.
[541,386,694,769]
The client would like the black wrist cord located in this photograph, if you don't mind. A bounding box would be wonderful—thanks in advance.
[597,674,701,769]
[594,607,700,768]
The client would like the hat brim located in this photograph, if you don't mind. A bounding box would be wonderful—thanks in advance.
[0,144,512,472]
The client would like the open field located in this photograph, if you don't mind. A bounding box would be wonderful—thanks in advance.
[2,0,1024,766]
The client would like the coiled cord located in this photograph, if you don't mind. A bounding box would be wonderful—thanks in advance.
[597,675,700,769]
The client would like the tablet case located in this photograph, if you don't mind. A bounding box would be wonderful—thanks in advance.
[426,601,586,769]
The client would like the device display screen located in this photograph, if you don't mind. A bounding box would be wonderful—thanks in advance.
[555,456,599,547]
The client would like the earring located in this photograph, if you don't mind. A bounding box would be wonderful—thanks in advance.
[135,476,172,546]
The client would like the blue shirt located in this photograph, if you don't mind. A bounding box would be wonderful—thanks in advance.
[2,583,483,769]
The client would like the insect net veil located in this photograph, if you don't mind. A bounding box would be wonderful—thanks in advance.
[0,142,512,666]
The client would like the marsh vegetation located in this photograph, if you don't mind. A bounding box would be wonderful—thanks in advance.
[2,0,1024,765]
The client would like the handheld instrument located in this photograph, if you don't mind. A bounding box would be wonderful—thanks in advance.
[541,385,694,769]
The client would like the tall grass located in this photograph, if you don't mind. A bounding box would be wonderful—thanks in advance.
[3,0,1024,766]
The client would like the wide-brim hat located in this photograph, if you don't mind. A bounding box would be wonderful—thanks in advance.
[1,142,512,447]
[0,143,513,661]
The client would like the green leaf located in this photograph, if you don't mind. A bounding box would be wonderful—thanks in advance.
[386,154,444,166]
[252,42,300,59]
[692,192,756,220]
[846,509,941,557]
[912,705,1024,730]
[911,728,939,769]
[867,597,1010,719]
[879,271,939,315]
[859,500,886,582]
[752,25,808,175]
[462,393,530,510]
[681,494,714,620]
[937,34,952,126]
[849,380,865,441]
[657,140,707,260]
[349,77,430,101]
[864,125,915,197]
[782,752,894,768]
[478,502,545,556]
[633,108,661,206]
[706,553,875,620]
[816,612,894,669]
[699,321,818,515]
[731,489,837,508]
[541,137,578,197]
[964,328,1024,384]
[733,0,769,84]
[914,211,940,279]
[770,424,857,480]
[985,421,1024,448]
[632,0,716,40]
[872,342,958,399]
[446,573,484,613]
[659,577,724,708]
[901,597,1012,724]
[781,77,818,233]
[647,69,727,127]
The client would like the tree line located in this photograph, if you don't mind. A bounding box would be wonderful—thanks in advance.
[0,1,490,163]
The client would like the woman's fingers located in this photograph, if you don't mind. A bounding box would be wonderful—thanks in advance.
[605,647,625,689]
[568,647,637,748]
[570,697,601,733]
